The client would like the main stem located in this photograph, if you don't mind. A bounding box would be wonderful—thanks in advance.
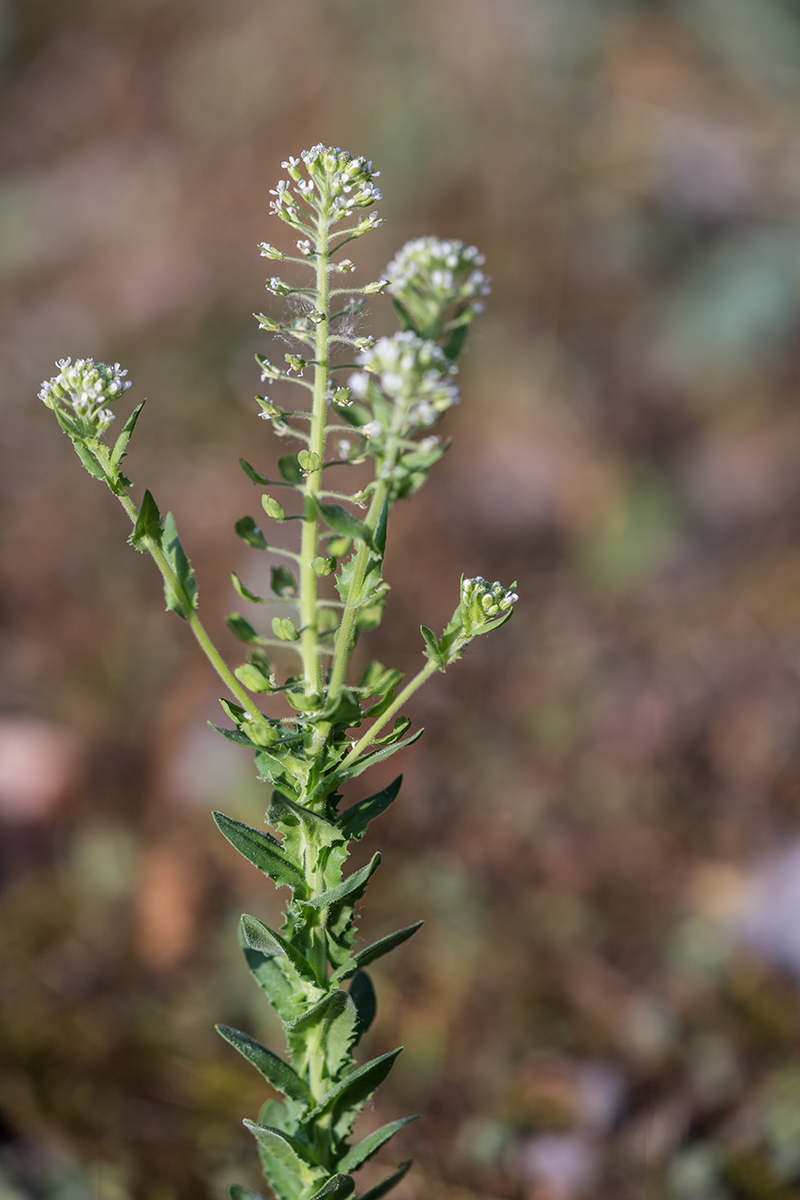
[299,214,331,697]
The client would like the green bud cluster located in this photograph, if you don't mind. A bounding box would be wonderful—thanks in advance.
[460,575,519,633]
[40,146,515,1200]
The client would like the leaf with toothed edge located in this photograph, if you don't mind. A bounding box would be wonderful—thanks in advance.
[335,776,402,842]
[216,1025,312,1106]
[213,812,307,895]
[358,1162,413,1200]
[331,921,424,983]
[240,914,319,985]
[308,1048,404,1140]
[307,1176,355,1200]
[338,1117,419,1173]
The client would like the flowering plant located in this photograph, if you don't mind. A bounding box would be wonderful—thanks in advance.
[40,144,515,1200]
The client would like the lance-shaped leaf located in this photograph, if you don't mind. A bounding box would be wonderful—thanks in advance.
[307,1176,355,1200]
[241,941,307,1024]
[301,854,381,916]
[349,971,376,1040]
[110,400,145,470]
[129,488,162,551]
[315,501,374,549]
[244,1122,326,1200]
[332,922,424,984]
[72,439,107,481]
[313,855,382,969]
[335,776,402,842]
[162,512,198,619]
[216,1025,312,1106]
[358,1162,412,1200]
[213,812,307,896]
[285,989,357,1079]
[308,1048,403,1140]
[229,1187,267,1200]
[240,914,319,986]
[338,1117,419,1174]
[342,729,424,782]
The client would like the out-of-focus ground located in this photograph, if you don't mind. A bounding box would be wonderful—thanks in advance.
[6,2,800,1198]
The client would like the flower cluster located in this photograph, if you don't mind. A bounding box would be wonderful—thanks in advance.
[39,358,131,437]
[269,145,383,227]
[460,576,519,636]
[349,332,460,430]
[385,237,490,340]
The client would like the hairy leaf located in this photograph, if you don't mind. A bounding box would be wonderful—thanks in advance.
[335,776,402,841]
[216,1025,311,1106]
[244,1122,325,1200]
[213,812,307,895]
[309,1048,403,1139]
[240,913,319,986]
[349,971,376,1040]
[129,489,162,551]
[110,400,145,469]
[333,922,424,983]
[307,1177,355,1200]
[162,512,198,619]
[338,1117,419,1173]
[358,1162,412,1200]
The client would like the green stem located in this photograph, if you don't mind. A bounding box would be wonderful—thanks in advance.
[298,215,331,697]
[339,658,439,772]
[106,476,265,724]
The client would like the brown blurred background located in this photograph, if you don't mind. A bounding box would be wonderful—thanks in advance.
[5,2,800,1198]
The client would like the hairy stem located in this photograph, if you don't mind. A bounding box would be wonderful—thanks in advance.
[299,216,331,697]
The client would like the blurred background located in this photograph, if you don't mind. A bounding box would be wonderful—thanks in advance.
[6,1,800,1198]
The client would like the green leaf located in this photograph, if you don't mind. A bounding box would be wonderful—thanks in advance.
[162,512,198,619]
[358,1162,412,1200]
[244,1122,326,1200]
[226,612,264,644]
[391,298,418,333]
[71,439,107,481]
[308,1048,403,1139]
[235,516,268,550]
[242,944,306,1024]
[301,854,380,913]
[420,625,445,670]
[229,1186,267,1200]
[373,497,389,557]
[441,322,469,362]
[129,489,162,551]
[349,970,376,1039]
[110,400,145,469]
[240,458,270,485]
[263,494,286,521]
[343,729,424,781]
[371,717,411,747]
[338,1117,419,1173]
[285,990,357,1080]
[320,688,362,728]
[271,566,298,597]
[216,1025,312,1106]
[307,1177,355,1200]
[333,922,424,983]
[240,914,319,986]
[213,812,307,896]
[278,454,304,483]
[335,776,402,841]
[317,502,374,548]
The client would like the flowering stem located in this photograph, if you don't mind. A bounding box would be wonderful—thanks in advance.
[298,217,331,698]
[339,658,439,771]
